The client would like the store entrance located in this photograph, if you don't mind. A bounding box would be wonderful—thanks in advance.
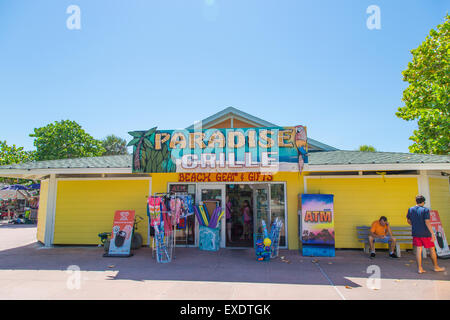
[170,182,287,249]
[196,184,226,248]
[225,184,270,248]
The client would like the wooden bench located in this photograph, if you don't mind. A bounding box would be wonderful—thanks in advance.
[356,226,427,258]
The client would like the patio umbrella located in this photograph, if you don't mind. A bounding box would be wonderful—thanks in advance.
[1,184,29,191]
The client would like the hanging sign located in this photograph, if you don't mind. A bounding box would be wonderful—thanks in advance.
[128,126,308,173]
[430,210,450,258]
[107,210,135,257]
[301,194,335,257]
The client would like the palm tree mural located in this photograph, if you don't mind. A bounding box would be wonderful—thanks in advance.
[127,127,176,173]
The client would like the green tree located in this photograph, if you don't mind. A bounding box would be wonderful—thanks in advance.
[396,14,449,155]
[358,145,377,152]
[102,135,129,156]
[30,120,105,160]
[0,140,36,184]
[0,140,36,166]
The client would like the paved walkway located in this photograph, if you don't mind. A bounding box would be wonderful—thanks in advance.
[0,224,449,300]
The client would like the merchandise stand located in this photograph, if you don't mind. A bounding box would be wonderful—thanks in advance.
[196,200,224,251]
[148,192,193,263]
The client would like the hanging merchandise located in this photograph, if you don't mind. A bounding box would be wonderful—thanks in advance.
[147,193,195,263]
[148,196,161,227]
[177,218,187,229]
[155,220,172,263]
[161,199,173,234]
[148,195,172,263]
[175,197,182,224]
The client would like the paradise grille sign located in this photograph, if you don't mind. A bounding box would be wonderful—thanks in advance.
[128,126,308,173]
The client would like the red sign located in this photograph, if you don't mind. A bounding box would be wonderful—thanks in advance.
[430,210,450,257]
[108,210,135,256]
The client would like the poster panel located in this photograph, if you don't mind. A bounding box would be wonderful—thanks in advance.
[301,194,335,257]
[107,210,135,257]
[430,210,450,258]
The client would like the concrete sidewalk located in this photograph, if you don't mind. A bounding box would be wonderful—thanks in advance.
[0,224,449,300]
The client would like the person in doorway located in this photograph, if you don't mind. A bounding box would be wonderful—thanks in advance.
[240,200,252,241]
[368,216,398,258]
[407,195,445,274]
[226,196,233,244]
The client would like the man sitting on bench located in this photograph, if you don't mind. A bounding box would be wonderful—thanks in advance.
[368,216,398,258]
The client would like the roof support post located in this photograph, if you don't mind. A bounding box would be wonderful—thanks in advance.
[44,174,57,247]
[417,170,431,209]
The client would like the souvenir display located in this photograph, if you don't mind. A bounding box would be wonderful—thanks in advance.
[255,239,271,261]
[255,218,284,261]
[194,203,224,251]
[268,218,283,258]
[193,204,224,229]
[147,193,194,263]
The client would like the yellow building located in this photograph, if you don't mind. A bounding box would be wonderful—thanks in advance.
[1,107,449,251]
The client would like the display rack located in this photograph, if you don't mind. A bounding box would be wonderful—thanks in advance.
[149,192,192,263]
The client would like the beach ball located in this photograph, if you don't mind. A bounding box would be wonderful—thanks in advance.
[263,238,271,247]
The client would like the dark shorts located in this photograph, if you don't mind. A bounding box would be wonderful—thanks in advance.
[413,237,435,248]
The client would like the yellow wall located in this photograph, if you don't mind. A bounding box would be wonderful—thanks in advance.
[53,179,150,245]
[306,176,418,249]
[36,179,49,243]
[430,177,450,237]
[50,173,445,251]
[151,172,304,250]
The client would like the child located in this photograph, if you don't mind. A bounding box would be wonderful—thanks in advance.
[226,196,233,243]
[240,200,252,240]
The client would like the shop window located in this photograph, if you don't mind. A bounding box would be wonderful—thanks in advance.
[270,184,286,247]
[168,184,196,246]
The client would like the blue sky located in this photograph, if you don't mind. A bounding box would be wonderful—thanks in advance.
[0,0,448,153]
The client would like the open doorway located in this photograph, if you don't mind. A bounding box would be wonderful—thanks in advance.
[225,184,254,247]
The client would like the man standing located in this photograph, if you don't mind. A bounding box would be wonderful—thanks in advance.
[368,216,398,258]
[407,195,445,274]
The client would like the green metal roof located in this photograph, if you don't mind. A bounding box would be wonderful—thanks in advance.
[0,151,448,171]
[0,155,132,170]
[308,150,450,165]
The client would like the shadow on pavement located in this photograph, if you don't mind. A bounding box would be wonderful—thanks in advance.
[0,243,449,287]
[0,223,37,229]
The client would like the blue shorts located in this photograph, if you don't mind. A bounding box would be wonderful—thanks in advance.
[373,235,392,243]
